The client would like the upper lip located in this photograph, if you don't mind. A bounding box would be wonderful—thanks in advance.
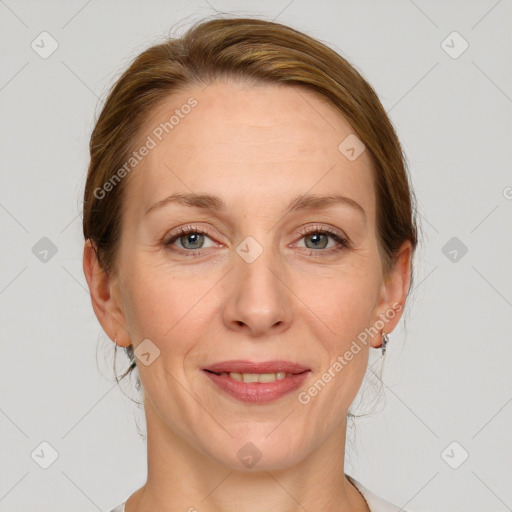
[204,360,310,375]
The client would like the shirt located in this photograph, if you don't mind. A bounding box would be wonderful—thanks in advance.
[109,475,407,512]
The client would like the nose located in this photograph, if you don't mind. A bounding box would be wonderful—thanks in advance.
[222,247,292,337]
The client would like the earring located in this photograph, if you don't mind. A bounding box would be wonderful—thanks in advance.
[381,331,389,355]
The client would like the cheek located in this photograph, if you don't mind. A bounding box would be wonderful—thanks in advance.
[337,285,375,332]
[121,260,218,348]
[309,267,381,342]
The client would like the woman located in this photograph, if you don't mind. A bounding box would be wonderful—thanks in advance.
[83,16,417,512]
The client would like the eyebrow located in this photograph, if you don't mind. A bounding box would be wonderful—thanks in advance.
[144,192,366,220]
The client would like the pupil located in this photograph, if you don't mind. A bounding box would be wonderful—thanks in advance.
[183,233,203,249]
[306,233,327,249]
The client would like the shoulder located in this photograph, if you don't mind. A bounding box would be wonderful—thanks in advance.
[347,474,409,512]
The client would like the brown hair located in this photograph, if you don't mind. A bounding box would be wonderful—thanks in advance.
[83,16,418,384]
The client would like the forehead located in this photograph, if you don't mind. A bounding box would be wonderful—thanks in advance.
[125,80,375,219]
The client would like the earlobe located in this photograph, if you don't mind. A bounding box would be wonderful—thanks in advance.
[82,240,131,347]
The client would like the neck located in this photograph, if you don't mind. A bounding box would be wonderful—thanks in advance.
[126,398,369,512]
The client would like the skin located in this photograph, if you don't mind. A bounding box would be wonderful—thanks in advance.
[84,80,411,512]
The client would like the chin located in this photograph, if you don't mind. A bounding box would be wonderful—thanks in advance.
[204,432,308,472]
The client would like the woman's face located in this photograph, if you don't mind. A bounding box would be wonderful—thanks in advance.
[90,80,409,470]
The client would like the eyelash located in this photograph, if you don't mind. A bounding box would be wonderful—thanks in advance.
[296,225,350,257]
[163,224,350,258]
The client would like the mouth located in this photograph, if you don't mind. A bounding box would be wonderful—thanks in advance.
[203,360,310,375]
[202,360,311,404]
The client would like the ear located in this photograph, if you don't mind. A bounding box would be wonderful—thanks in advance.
[82,240,131,347]
[370,240,412,348]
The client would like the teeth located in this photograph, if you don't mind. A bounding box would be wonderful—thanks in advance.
[258,372,282,383]
[219,372,291,382]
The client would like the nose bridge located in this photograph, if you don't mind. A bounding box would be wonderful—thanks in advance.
[238,238,280,294]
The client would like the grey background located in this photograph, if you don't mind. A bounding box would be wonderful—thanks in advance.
[1,1,511,511]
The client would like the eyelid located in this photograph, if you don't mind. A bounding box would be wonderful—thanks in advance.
[164,223,218,240]
[163,224,220,246]
[295,223,350,246]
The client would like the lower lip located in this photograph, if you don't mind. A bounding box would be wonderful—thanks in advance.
[203,370,310,404]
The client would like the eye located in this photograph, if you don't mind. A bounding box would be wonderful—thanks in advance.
[163,224,350,258]
[164,225,218,256]
[295,225,350,256]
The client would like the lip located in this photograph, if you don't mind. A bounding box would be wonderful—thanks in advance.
[203,360,310,374]
[202,360,311,404]
[204,370,310,404]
